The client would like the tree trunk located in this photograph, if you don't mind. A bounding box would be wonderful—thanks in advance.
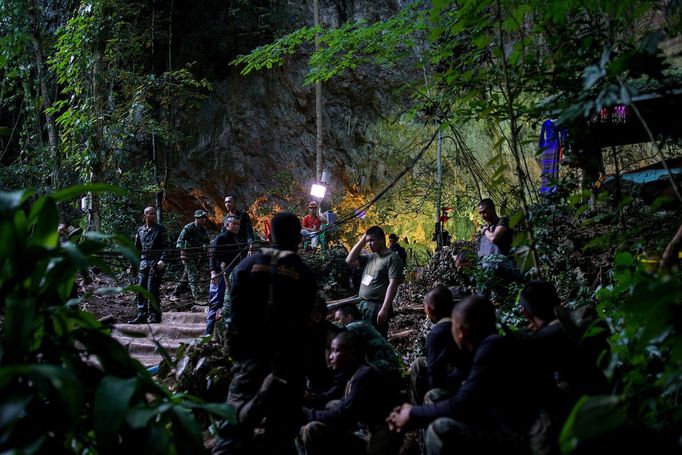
[27,0,60,191]
[495,0,539,268]
[88,22,105,232]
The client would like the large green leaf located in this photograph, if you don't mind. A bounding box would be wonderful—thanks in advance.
[625,278,679,347]
[61,242,90,272]
[52,183,129,203]
[0,190,34,212]
[94,376,138,448]
[170,405,204,453]
[0,364,84,422]
[186,402,237,422]
[27,196,59,247]
[559,395,626,454]
[126,406,157,430]
[3,297,37,363]
[0,394,32,445]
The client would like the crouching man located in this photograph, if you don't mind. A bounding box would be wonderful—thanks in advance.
[299,331,403,455]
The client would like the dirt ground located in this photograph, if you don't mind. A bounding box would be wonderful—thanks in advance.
[78,268,205,323]
[78,254,439,369]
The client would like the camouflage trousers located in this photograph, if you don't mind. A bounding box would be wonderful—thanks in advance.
[182,258,201,300]
[358,300,390,338]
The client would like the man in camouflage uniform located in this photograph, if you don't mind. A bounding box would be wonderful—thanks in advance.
[175,210,210,304]
[129,206,169,324]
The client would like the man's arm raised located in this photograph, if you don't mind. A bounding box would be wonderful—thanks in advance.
[346,235,367,268]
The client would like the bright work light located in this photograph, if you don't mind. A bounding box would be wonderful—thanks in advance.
[310,183,326,199]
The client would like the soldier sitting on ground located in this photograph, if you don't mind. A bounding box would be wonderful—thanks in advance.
[409,285,471,406]
[519,280,608,419]
[304,296,344,405]
[334,304,403,375]
[387,295,551,455]
[299,331,403,455]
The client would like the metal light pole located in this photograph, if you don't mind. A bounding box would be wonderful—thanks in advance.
[436,130,443,248]
[314,0,323,181]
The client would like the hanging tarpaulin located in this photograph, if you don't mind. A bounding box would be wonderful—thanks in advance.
[538,119,566,194]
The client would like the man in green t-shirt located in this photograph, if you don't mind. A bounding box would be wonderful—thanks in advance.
[346,226,404,337]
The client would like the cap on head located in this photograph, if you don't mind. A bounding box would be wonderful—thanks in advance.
[194,210,207,218]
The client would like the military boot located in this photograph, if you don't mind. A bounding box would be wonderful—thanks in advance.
[147,311,162,324]
[127,310,148,324]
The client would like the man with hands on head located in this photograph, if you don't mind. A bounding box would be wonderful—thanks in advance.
[346,226,404,338]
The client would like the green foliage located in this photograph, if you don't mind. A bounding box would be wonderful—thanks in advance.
[231,4,426,84]
[0,158,51,192]
[100,163,160,238]
[0,1,53,177]
[0,187,234,453]
[595,253,681,428]
[46,2,212,179]
[558,253,681,450]
[559,395,627,453]
[301,246,355,300]
[471,254,525,327]
[231,26,318,75]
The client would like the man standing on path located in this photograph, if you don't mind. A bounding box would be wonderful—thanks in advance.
[221,195,254,251]
[212,212,317,455]
[346,226,404,337]
[206,214,242,336]
[174,210,210,305]
[129,206,169,324]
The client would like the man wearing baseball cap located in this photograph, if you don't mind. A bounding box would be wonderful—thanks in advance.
[174,209,210,305]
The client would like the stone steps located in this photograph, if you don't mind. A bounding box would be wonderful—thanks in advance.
[112,310,207,368]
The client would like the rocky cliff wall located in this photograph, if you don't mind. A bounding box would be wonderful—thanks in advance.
[164,0,414,225]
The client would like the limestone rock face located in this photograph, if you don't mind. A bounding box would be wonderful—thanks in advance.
[164,0,412,220]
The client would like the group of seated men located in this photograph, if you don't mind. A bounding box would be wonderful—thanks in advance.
[208,210,606,455]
